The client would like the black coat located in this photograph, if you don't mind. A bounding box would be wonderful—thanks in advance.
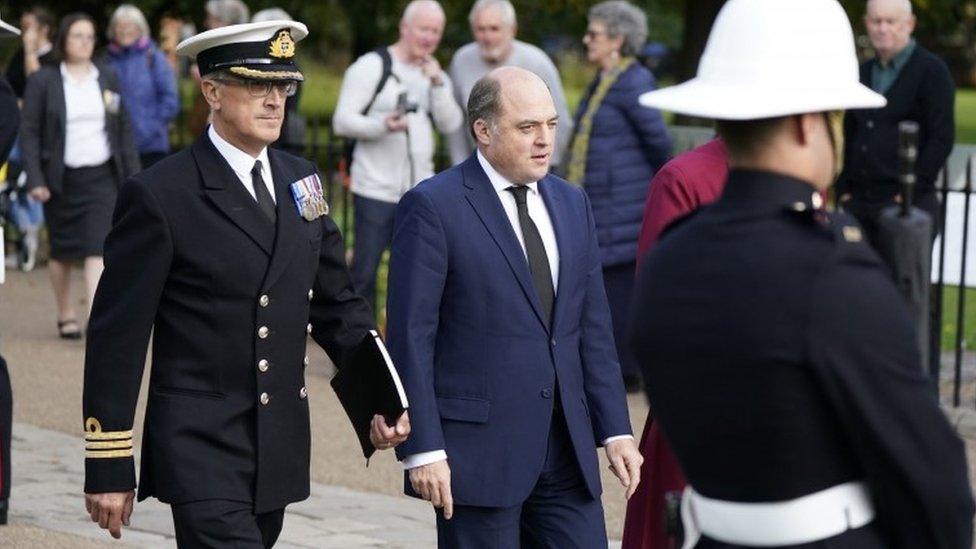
[631,170,974,548]
[0,75,19,163]
[838,45,955,201]
[19,64,140,194]
[82,133,375,513]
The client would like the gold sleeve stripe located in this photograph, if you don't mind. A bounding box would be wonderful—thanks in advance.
[84,432,133,441]
[86,448,134,459]
[84,417,133,441]
[85,440,133,450]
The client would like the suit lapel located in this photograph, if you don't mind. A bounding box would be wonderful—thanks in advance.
[539,177,572,334]
[461,156,549,332]
[262,149,304,289]
[193,134,275,255]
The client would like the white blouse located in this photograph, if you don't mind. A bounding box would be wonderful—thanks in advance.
[61,63,111,168]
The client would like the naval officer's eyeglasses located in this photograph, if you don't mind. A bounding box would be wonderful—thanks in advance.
[215,77,299,98]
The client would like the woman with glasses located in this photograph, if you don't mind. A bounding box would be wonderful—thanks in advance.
[20,12,140,339]
[566,0,672,392]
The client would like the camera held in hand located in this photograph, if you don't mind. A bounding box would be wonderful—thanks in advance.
[396,91,419,117]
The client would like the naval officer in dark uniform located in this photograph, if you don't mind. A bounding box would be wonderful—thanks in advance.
[633,0,974,547]
[81,21,409,547]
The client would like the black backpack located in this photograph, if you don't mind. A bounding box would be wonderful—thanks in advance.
[339,47,393,184]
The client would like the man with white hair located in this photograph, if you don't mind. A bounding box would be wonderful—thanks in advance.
[334,0,462,311]
[633,0,973,547]
[837,0,954,250]
[447,0,573,168]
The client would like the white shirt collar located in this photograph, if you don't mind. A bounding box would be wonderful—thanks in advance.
[60,62,99,84]
[208,125,271,181]
[476,149,539,196]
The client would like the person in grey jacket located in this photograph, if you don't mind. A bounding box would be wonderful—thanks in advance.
[447,0,573,168]
[20,13,140,338]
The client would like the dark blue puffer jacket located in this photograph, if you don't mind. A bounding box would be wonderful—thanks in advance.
[104,37,179,155]
[574,63,671,268]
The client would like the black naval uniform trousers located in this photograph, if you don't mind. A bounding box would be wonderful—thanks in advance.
[82,132,375,547]
[631,170,974,549]
[0,74,21,525]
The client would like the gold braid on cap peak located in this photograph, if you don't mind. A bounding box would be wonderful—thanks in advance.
[84,417,134,459]
[228,66,305,81]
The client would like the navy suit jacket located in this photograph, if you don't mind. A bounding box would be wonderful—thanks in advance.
[388,154,631,507]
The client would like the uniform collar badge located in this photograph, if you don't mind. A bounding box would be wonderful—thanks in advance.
[289,174,329,221]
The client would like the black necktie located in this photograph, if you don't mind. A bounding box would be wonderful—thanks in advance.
[507,185,554,324]
[251,160,276,224]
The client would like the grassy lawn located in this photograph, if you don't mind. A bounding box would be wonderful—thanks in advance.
[941,285,976,352]
[955,89,976,144]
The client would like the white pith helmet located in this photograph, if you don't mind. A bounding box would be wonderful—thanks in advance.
[639,0,886,120]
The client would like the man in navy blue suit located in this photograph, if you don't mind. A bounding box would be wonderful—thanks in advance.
[387,66,642,547]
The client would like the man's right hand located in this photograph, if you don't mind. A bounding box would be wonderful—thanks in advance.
[385,113,409,133]
[85,490,134,539]
[408,459,453,519]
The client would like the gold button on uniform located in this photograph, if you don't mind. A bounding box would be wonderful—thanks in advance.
[299,386,307,399]
[308,289,314,301]
[260,392,270,405]
[258,326,269,339]
[258,359,269,372]
[811,193,823,209]
[306,323,312,334]
[259,294,270,307]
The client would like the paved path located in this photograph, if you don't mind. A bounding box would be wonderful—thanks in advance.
[10,421,438,548]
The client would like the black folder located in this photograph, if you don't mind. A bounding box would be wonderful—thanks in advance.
[330,330,409,459]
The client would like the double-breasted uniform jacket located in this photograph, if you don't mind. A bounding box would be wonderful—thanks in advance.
[82,132,375,513]
[631,170,974,548]
[20,63,141,193]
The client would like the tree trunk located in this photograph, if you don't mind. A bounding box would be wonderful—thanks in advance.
[674,0,726,126]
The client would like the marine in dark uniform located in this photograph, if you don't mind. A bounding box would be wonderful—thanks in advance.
[81,22,409,547]
[632,0,974,547]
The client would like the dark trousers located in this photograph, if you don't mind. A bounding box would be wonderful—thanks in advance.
[604,262,641,382]
[436,411,607,548]
[350,193,398,311]
[0,354,10,525]
[171,500,285,548]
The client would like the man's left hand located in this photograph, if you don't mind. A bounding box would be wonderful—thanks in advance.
[605,438,643,499]
[369,410,410,450]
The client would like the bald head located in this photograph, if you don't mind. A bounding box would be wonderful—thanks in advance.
[867,0,913,16]
[865,0,915,63]
[469,67,557,184]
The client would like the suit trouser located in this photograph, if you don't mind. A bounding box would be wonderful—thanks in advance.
[171,499,284,548]
[435,410,608,548]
